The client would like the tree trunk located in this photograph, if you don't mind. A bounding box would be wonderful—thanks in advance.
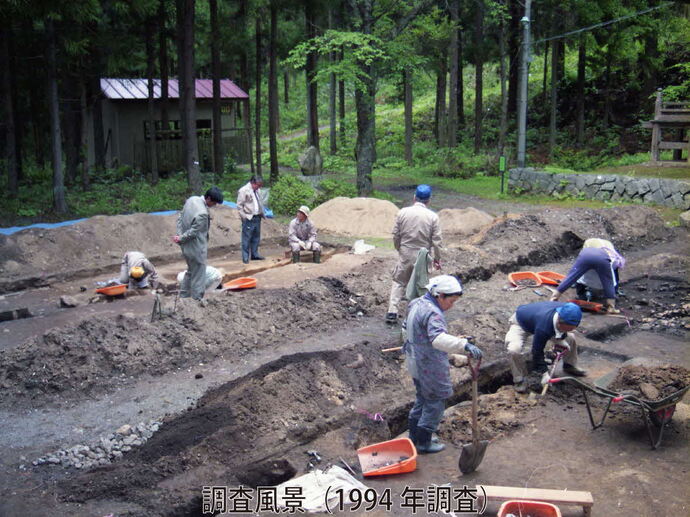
[576,36,586,147]
[448,0,459,148]
[498,3,509,160]
[403,69,413,166]
[7,28,22,182]
[338,51,345,143]
[89,38,105,171]
[305,0,320,150]
[63,76,81,185]
[210,0,223,177]
[507,0,520,115]
[283,69,289,104]
[146,16,159,184]
[457,27,465,127]
[603,46,611,129]
[254,14,262,176]
[177,0,201,192]
[436,54,448,148]
[542,41,549,105]
[159,0,170,130]
[548,36,558,159]
[354,1,375,196]
[474,0,484,154]
[268,3,279,183]
[46,18,67,213]
[80,82,90,189]
[642,32,658,100]
[1,25,18,196]
[239,0,250,93]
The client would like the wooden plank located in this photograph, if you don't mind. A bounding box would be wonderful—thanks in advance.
[659,141,690,150]
[478,485,594,507]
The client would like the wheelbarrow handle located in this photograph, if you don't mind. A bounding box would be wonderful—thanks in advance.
[548,377,564,384]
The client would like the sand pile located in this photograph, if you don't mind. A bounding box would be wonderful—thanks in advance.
[310,197,399,238]
[439,207,494,236]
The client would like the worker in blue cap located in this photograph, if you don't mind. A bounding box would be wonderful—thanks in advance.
[504,301,585,393]
[386,184,443,324]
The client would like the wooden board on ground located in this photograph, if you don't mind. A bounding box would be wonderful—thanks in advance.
[477,485,594,516]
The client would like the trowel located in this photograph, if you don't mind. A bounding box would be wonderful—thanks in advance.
[458,358,489,474]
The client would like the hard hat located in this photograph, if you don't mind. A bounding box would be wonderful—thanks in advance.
[130,266,145,279]
[556,302,582,326]
[298,205,310,217]
[415,184,432,200]
[425,275,463,296]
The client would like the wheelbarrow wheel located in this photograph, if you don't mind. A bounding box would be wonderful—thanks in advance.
[649,406,675,428]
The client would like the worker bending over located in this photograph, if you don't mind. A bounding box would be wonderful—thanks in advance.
[118,251,159,289]
[403,275,483,453]
[177,266,224,293]
[173,186,223,301]
[386,184,443,324]
[551,238,625,313]
[505,301,585,393]
[288,205,321,263]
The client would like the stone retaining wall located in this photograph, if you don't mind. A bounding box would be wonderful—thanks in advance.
[508,168,690,209]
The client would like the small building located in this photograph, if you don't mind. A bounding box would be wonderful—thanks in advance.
[643,90,690,165]
[86,78,250,173]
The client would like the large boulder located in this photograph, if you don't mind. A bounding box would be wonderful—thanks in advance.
[298,146,323,175]
[680,210,690,228]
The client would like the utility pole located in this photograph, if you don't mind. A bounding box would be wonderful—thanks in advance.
[516,0,531,168]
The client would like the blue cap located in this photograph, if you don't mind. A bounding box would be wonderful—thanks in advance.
[415,184,432,200]
[556,303,582,326]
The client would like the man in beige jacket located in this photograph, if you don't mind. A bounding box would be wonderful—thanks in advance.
[236,175,265,264]
[386,184,443,324]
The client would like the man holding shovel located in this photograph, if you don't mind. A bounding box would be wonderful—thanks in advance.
[402,275,483,453]
[505,301,585,394]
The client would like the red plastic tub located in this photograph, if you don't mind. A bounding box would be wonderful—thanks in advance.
[497,500,562,517]
[357,438,417,477]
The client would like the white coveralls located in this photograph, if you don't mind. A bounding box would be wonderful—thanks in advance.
[118,251,159,289]
[176,266,223,292]
[176,196,210,300]
[288,218,321,253]
[388,202,443,315]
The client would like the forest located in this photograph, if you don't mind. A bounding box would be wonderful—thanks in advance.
[0,0,689,220]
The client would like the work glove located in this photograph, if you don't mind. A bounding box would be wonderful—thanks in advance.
[298,240,306,249]
[553,340,571,353]
[433,259,441,270]
[304,241,313,250]
[550,291,562,302]
[450,354,469,368]
[464,342,483,360]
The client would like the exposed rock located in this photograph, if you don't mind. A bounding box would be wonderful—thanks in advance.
[298,146,323,175]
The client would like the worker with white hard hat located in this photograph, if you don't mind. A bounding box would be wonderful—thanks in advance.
[288,205,321,263]
[386,184,443,324]
[118,251,159,289]
[403,274,483,454]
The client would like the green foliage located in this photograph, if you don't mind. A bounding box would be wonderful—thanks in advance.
[269,175,315,215]
[314,179,357,207]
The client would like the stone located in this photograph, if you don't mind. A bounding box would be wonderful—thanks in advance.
[680,210,690,228]
[112,450,123,458]
[298,146,323,175]
[116,424,133,436]
[123,434,138,445]
[59,295,81,308]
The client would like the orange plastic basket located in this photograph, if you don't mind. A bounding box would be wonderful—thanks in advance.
[536,271,565,285]
[508,271,542,287]
[223,277,258,290]
[567,299,605,313]
[95,284,127,296]
[498,500,562,517]
[357,437,417,477]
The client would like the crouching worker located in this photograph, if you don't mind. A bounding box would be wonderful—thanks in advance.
[177,266,224,293]
[505,301,585,394]
[118,251,159,289]
[403,275,483,454]
[288,205,321,263]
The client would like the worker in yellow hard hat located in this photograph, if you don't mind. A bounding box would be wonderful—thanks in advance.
[118,251,159,289]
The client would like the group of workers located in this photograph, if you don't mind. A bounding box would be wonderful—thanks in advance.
[392,184,626,454]
[116,175,322,303]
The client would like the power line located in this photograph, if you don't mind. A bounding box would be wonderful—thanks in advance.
[534,2,674,45]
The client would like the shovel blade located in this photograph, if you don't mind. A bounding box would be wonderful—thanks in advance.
[458,440,489,474]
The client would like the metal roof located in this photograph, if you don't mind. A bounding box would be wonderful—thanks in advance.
[100,78,248,100]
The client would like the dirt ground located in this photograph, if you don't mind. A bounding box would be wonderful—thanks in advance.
[0,191,688,517]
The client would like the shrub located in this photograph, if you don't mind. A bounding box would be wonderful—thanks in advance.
[269,174,315,215]
[314,179,357,206]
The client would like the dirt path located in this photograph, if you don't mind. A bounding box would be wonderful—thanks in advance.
[0,193,687,517]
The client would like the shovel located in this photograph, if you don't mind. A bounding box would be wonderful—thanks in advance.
[458,357,489,474]
[540,348,566,397]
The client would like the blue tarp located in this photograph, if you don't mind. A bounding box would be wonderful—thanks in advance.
[1,200,271,236]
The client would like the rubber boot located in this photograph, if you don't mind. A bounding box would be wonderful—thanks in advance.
[408,418,419,444]
[292,252,300,263]
[313,250,321,264]
[605,298,620,314]
[415,427,445,454]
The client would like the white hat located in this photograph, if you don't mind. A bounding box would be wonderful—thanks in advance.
[298,205,310,217]
[425,275,463,296]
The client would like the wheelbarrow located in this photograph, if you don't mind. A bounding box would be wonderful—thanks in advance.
[548,375,689,449]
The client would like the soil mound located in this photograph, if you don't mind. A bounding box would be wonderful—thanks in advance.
[310,197,399,238]
[438,207,494,236]
[0,207,283,293]
[609,364,690,400]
